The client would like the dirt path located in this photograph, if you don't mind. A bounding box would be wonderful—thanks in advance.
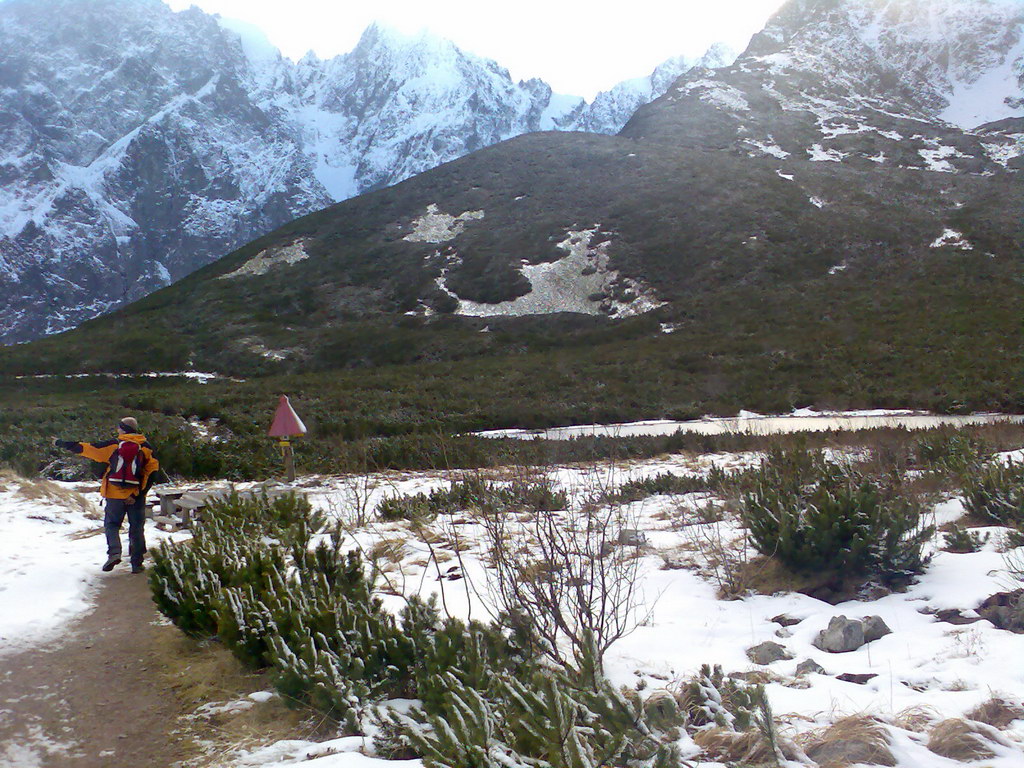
[0,568,192,767]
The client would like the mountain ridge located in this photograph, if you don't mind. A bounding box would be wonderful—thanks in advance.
[0,0,733,344]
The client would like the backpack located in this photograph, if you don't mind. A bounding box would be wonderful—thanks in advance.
[108,440,144,488]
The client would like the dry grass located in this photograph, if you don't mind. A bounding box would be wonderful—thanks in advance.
[369,537,407,564]
[414,526,445,545]
[693,727,773,764]
[893,705,939,733]
[1,468,99,518]
[966,697,1024,729]
[927,718,1003,761]
[693,725,802,765]
[153,625,320,766]
[801,715,896,768]
[735,555,842,597]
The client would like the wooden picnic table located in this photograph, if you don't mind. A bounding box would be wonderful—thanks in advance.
[150,483,304,528]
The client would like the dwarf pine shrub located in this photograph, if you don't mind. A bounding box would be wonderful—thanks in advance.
[381,636,683,768]
[943,524,989,554]
[377,474,567,521]
[150,490,534,730]
[680,664,763,731]
[914,431,985,473]
[960,460,1024,527]
[742,449,932,583]
[151,489,693,761]
[611,471,709,503]
[148,492,301,638]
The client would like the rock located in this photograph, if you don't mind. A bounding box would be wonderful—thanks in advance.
[617,529,647,546]
[862,616,892,643]
[836,673,878,685]
[746,641,793,665]
[796,658,826,676]
[771,614,802,627]
[814,615,892,652]
[931,608,983,626]
[775,627,793,638]
[814,616,866,653]
[976,590,1024,632]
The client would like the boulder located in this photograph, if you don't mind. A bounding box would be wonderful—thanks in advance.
[930,608,983,626]
[976,590,1024,632]
[814,615,891,653]
[814,616,865,653]
[796,658,826,676]
[746,641,793,665]
[770,614,802,627]
[862,615,892,643]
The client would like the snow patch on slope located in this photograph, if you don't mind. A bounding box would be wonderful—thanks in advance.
[930,228,974,249]
[220,239,312,279]
[677,78,750,111]
[450,228,664,319]
[403,204,485,243]
[940,28,1024,128]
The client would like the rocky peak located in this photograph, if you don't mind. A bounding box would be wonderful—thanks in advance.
[744,0,1024,126]
[0,0,728,344]
[621,0,1024,176]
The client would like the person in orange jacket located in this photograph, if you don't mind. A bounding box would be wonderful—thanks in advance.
[55,416,160,573]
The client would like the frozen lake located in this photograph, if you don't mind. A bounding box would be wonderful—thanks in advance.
[475,410,1024,440]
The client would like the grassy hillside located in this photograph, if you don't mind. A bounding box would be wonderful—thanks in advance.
[4,259,1021,480]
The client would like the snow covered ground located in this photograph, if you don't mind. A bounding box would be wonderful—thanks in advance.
[0,474,186,655]
[3,437,1023,767]
[290,451,1024,767]
[475,409,1024,440]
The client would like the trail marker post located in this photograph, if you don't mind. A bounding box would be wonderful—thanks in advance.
[268,395,307,483]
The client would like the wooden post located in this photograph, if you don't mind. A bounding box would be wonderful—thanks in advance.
[268,395,307,484]
[280,439,295,483]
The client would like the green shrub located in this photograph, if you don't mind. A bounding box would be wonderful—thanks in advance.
[382,637,682,768]
[149,489,531,730]
[612,471,709,503]
[742,449,932,583]
[943,524,989,554]
[377,474,568,521]
[680,664,763,731]
[960,460,1024,527]
[149,491,315,638]
[914,431,986,473]
[1003,528,1024,551]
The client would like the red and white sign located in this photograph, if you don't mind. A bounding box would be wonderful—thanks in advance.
[268,395,307,438]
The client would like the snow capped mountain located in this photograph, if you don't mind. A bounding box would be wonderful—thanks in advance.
[623,0,1024,174]
[747,0,1024,128]
[4,0,1019,347]
[0,0,330,340]
[0,0,726,344]
[290,23,575,197]
[568,43,737,134]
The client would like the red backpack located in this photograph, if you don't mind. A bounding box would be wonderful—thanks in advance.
[108,440,144,488]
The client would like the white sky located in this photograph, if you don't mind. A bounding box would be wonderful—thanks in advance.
[165,0,787,99]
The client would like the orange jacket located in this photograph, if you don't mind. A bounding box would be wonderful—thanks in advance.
[58,432,160,500]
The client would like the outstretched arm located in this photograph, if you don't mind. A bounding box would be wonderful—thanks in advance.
[53,439,118,463]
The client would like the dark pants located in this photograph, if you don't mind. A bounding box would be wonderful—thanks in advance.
[104,497,147,566]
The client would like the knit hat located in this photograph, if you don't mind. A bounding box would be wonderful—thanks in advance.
[118,416,139,433]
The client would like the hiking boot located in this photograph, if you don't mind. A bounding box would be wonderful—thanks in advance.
[131,564,145,574]
[102,556,122,572]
